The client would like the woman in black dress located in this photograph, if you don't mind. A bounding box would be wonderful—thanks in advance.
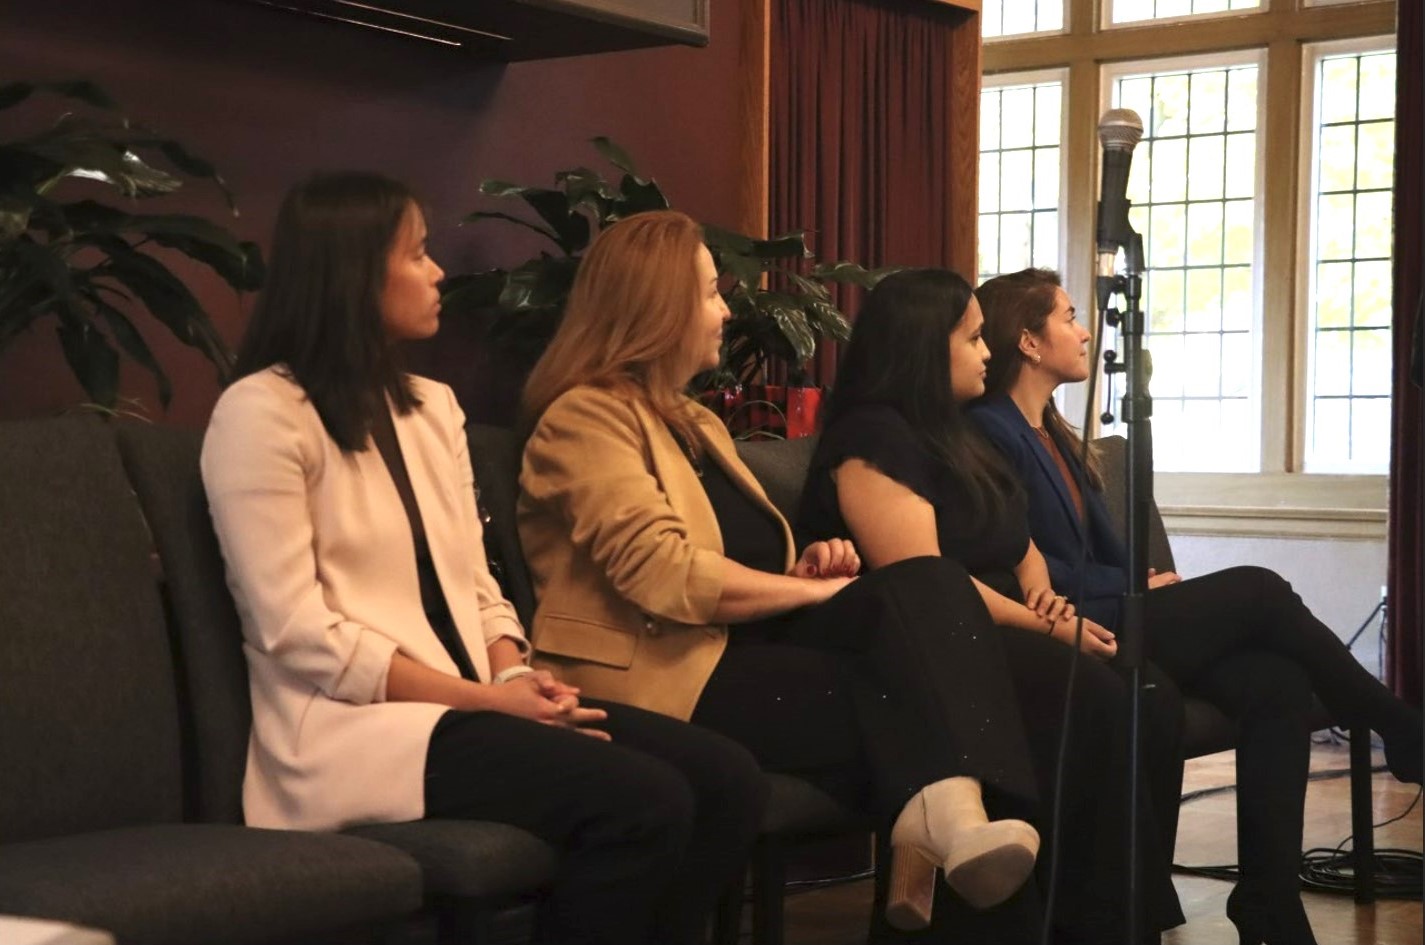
[970,266,1424,945]
[800,268,1186,944]
[517,211,1050,938]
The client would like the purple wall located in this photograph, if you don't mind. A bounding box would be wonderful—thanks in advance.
[0,0,747,426]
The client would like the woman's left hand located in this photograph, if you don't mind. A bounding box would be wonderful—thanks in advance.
[793,539,861,579]
[1023,585,1074,625]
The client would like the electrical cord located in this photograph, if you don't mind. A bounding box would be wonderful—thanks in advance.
[1172,766,1423,899]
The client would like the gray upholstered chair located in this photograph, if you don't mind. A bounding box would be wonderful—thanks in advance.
[0,417,423,945]
[114,421,559,945]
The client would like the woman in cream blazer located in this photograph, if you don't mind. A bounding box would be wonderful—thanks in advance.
[202,172,764,945]
[519,211,1052,939]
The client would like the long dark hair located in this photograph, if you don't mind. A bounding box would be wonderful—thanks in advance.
[234,171,421,452]
[976,267,1103,489]
[826,267,1019,527]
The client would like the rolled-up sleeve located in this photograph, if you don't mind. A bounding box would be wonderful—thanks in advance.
[522,389,724,625]
[201,379,397,704]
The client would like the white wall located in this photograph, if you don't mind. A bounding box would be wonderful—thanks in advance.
[1167,533,1389,677]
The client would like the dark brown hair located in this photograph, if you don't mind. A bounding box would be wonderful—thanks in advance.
[827,268,1020,530]
[976,267,1103,489]
[234,171,421,452]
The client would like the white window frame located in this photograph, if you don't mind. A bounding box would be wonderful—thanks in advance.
[983,0,1069,44]
[981,0,1397,538]
[979,69,1087,425]
[1101,0,1264,32]
[979,68,1071,278]
[1099,49,1269,474]
[1296,34,1398,475]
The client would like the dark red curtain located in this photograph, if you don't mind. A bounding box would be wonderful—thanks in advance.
[1388,0,1423,707]
[769,0,974,385]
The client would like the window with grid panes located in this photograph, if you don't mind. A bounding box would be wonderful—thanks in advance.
[1105,58,1262,472]
[983,0,1063,40]
[1109,0,1260,26]
[1304,46,1397,473]
[982,0,1397,518]
[978,77,1065,283]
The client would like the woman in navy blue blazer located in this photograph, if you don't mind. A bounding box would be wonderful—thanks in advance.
[972,267,1423,945]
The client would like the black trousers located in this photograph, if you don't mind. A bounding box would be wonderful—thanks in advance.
[694,556,1085,944]
[692,556,1040,823]
[999,628,1186,941]
[424,699,766,945]
[1137,565,1422,900]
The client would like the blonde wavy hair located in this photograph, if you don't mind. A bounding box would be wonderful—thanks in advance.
[521,210,708,444]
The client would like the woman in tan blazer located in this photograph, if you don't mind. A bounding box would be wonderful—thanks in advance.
[518,211,1048,938]
[201,173,764,945]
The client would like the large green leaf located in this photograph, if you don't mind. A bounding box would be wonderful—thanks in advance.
[812,260,896,289]
[56,319,119,406]
[440,270,507,313]
[63,202,262,290]
[758,293,817,364]
[463,209,562,249]
[591,136,640,178]
[472,182,587,254]
[87,236,233,378]
[805,297,852,341]
[87,290,173,406]
[752,231,811,260]
[22,126,183,198]
[522,189,588,254]
[498,255,579,312]
[556,167,618,226]
[608,174,669,219]
[135,135,236,212]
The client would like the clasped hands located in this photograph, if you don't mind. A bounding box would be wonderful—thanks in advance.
[1021,584,1117,660]
[490,669,611,740]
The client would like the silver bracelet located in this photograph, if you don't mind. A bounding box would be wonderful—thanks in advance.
[493,665,535,685]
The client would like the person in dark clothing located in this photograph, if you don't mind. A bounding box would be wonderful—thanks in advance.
[799,267,1187,944]
[518,210,1048,938]
[971,266,1424,945]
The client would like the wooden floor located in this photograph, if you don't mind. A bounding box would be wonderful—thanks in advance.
[778,741,1423,944]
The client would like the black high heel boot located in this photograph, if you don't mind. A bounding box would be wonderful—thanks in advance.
[1382,714,1424,784]
[1199,652,1318,945]
[1225,885,1317,945]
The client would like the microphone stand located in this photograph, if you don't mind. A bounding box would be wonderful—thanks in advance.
[1098,229,1151,945]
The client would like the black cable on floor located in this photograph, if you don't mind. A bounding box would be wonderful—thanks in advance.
[1172,767,1423,899]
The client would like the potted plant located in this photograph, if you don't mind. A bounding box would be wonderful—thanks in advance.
[0,80,263,410]
[443,137,888,437]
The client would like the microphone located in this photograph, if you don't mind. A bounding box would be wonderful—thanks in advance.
[1096,108,1144,281]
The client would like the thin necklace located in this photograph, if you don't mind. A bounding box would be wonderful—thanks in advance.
[671,427,704,477]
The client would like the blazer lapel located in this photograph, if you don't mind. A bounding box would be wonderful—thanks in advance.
[1008,405,1087,545]
[639,406,726,557]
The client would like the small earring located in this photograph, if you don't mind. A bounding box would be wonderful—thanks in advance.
[1031,353,1042,365]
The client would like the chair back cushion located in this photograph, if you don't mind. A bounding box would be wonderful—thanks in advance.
[733,435,819,521]
[115,422,251,824]
[467,424,537,628]
[0,418,183,839]
[1091,435,1176,573]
